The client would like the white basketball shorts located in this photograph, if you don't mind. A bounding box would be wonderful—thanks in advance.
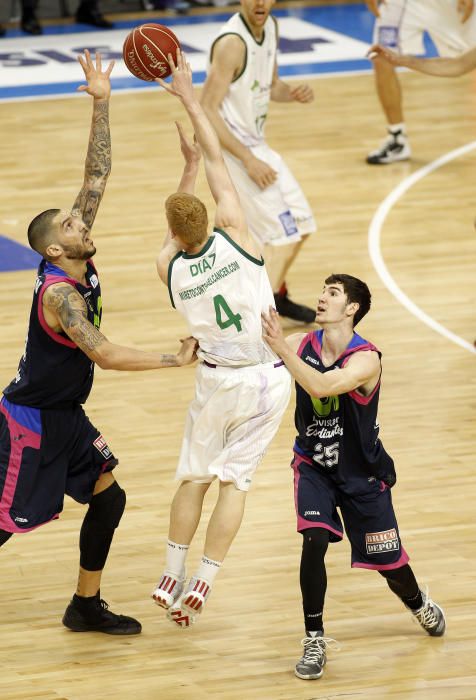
[175,360,292,491]
[223,143,316,247]
[373,0,476,56]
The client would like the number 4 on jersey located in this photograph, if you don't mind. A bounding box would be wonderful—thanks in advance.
[213,294,242,333]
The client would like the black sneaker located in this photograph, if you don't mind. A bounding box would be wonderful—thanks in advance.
[75,8,114,29]
[274,291,316,324]
[63,594,142,635]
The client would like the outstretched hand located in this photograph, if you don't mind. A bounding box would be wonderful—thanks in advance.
[175,121,201,165]
[77,49,114,100]
[367,44,401,66]
[262,306,287,356]
[156,49,194,104]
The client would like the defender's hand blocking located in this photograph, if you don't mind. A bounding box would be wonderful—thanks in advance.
[262,307,287,356]
[177,336,199,366]
[156,49,194,104]
[77,49,115,100]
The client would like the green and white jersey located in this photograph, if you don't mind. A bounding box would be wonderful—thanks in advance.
[208,13,277,148]
[168,229,277,367]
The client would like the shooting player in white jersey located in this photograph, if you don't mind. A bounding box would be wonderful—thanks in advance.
[201,0,317,324]
[151,50,291,627]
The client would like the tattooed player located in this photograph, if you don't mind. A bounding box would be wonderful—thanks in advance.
[0,51,197,635]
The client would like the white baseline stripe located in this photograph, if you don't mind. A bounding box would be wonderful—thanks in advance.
[368,141,476,355]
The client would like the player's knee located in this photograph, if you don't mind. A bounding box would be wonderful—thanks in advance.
[79,482,126,571]
[301,527,329,559]
[87,480,126,531]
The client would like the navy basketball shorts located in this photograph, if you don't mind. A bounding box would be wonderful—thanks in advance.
[292,452,409,571]
[0,397,118,533]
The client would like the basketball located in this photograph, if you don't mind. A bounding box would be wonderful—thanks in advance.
[122,23,181,82]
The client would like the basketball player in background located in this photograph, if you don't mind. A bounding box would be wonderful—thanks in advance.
[262,275,446,680]
[0,50,197,635]
[200,0,317,324]
[151,50,291,627]
[368,40,476,348]
[365,0,476,164]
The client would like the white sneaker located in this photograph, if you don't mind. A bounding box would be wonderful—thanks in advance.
[166,598,195,629]
[180,576,211,617]
[367,130,411,164]
[152,571,185,610]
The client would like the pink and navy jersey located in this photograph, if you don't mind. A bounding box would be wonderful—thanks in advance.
[294,330,396,486]
[3,260,102,408]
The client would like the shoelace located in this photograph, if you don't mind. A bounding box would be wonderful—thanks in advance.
[99,599,109,612]
[414,598,439,629]
[300,635,340,664]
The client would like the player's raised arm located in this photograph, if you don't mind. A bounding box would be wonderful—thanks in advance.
[156,50,253,249]
[156,122,202,284]
[72,50,115,230]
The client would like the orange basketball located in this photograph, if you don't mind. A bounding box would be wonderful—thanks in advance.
[123,23,181,82]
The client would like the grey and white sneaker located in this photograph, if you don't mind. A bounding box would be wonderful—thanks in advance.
[294,632,340,680]
[409,588,446,637]
[367,129,411,164]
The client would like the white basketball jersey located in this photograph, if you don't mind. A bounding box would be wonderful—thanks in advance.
[208,13,277,148]
[168,229,277,366]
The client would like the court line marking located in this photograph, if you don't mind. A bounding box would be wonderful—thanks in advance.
[368,141,476,355]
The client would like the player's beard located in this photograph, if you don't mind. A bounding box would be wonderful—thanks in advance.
[63,243,96,260]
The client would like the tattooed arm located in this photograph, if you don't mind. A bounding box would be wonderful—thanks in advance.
[43,283,198,369]
[72,50,115,230]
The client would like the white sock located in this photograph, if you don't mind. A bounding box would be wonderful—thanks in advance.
[388,122,407,136]
[165,540,189,578]
[195,555,222,586]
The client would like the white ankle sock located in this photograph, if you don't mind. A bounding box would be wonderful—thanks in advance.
[388,122,407,136]
[166,540,189,578]
[195,555,222,585]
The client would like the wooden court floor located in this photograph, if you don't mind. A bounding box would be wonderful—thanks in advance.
[0,60,475,699]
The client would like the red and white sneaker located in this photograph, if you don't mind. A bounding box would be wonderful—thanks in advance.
[166,600,195,629]
[151,571,185,610]
[180,576,211,617]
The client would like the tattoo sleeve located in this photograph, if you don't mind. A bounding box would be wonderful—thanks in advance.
[159,354,179,367]
[73,100,111,230]
[44,284,108,354]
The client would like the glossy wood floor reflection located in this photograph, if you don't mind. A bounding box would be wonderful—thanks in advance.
[1,63,475,700]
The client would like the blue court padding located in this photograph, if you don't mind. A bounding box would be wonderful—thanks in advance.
[0,236,41,272]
